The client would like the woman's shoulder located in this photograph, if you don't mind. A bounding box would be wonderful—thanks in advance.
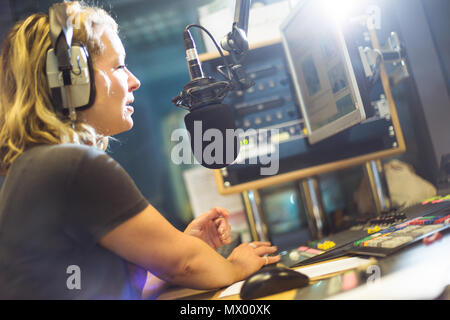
[20,143,110,170]
[4,144,112,186]
[29,143,106,157]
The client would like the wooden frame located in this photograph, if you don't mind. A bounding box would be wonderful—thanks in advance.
[200,34,406,195]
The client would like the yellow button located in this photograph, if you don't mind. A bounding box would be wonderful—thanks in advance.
[317,241,335,250]
[368,226,381,234]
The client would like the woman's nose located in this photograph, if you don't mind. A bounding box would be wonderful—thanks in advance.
[128,70,141,92]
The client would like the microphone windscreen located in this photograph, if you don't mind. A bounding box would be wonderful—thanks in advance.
[184,104,240,169]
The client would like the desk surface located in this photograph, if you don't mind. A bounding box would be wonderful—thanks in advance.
[157,232,450,300]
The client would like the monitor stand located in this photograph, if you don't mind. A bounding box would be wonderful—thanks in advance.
[364,159,391,215]
[241,189,270,242]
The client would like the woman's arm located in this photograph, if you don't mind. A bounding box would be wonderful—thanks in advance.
[142,272,170,300]
[99,203,279,290]
[141,206,233,299]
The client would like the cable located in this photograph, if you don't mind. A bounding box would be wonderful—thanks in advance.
[185,24,233,81]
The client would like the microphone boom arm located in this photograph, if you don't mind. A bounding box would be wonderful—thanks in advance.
[235,0,250,34]
[220,0,254,91]
[221,0,251,60]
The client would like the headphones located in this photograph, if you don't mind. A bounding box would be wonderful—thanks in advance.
[45,2,95,120]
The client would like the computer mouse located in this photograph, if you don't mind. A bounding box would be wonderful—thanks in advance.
[240,265,310,299]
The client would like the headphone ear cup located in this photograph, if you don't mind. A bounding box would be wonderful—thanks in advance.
[72,43,96,111]
[46,48,64,112]
[46,43,96,114]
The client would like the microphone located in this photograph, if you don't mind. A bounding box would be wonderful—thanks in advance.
[179,30,240,169]
[184,30,204,80]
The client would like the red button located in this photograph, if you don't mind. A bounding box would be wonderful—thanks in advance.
[423,232,443,245]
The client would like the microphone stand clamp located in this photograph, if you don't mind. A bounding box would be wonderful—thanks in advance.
[171,77,233,111]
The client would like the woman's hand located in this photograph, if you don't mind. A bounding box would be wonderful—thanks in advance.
[184,207,232,250]
[227,241,281,281]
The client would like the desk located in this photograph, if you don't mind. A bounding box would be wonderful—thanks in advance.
[157,233,450,300]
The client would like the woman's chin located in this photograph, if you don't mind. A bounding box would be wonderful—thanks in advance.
[122,109,134,127]
[121,119,134,133]
[108,119,134,136]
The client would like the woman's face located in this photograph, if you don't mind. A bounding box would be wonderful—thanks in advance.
[79,28,141,136]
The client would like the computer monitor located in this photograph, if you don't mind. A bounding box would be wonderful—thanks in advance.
[280,0,366,144]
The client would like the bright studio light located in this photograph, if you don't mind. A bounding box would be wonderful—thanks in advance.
[319,0,360,23]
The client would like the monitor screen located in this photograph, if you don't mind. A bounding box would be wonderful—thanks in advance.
[281,0,366,144]
[259,183,311,250]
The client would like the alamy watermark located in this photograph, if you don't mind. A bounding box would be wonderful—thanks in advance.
[66,265,81,290]
[170,121,280,175]
[366,264,381,284]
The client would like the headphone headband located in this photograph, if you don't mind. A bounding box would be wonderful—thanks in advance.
[49,3,73,53]
[46,2,96,119]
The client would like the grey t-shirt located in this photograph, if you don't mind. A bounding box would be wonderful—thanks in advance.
[0,144,149,299]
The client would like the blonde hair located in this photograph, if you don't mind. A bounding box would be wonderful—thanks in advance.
[0,1,118,173]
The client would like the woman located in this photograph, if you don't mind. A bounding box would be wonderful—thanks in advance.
[0,2,279,299]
